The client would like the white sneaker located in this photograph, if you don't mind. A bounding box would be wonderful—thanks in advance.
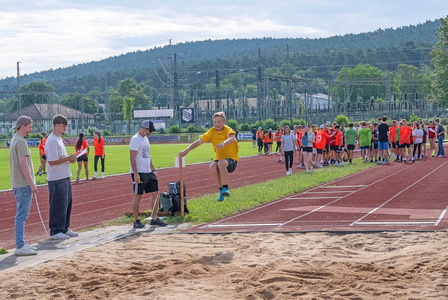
[49,232,70,240]
[15,245,37,256]
[101,176,105,179]
[317,164,323,168]
[340,161,345,166]
[65,230,79,237]
[334,161,339,166]
[25,243,38,251]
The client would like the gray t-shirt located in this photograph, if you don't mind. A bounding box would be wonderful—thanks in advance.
[46,133,72,181]
[10,134,35,188]
[281,134,295,152]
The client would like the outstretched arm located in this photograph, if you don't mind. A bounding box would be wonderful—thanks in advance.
[178,138,204,157]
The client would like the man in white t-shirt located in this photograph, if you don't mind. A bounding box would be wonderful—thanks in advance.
[46,114,78,240]
[130,120,166,229]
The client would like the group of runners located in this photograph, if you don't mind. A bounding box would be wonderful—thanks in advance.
[253,117,446,174]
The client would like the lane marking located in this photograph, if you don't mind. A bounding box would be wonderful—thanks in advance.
[320,185,366,188]
[355,221,435,225]
[435,206,448,226]
[203,223,282,228]
[304,191,355,194]
[350,160,448,226]
[286,196,341,200]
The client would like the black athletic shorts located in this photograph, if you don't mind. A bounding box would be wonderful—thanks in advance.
[214,158,238,173]
[399,143,411,148]
[303,146,313,153]
[347,144,355,151]
[334,145,342,153]
[77,154,88,162]
[372,143,378,150]
[131,172,158,194]
[41,154,47,160]
[316,148,323,154]
[330,145,338,151]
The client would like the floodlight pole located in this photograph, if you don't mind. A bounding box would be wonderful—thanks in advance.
[17,62,22,115]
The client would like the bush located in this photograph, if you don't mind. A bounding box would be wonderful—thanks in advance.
[262,118,276,130]
[87,127,95,136]
[409,113,420,123]
[293,118,306,126]
[102,129,112,136]
[187,125,196,133]
[168,125,181,133]
[157,127,166,134]
[227,119,239,131]
[240,123,251,131]
[279,119,290,128]
[334,114,349,125]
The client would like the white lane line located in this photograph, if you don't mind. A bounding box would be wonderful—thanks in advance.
[203,223,283,228]
[355,221,435,225]
[320,185,366,188]
[304,191,355,194]
[350,160,448,226]
[286,196,341,200]
[435,206,448,226]
[280,163,418,227]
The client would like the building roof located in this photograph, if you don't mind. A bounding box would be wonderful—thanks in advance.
[1,103,94,121]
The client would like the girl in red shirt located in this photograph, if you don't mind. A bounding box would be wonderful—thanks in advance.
[93,131,106,179]
[75,132,90,183]
[36,132,47,176]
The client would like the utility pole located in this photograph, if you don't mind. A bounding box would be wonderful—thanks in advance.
[257,48,263,122]
[215,70,220,111]
[173,53,179,124]
[286,44,292,125]
[17,62,22,115]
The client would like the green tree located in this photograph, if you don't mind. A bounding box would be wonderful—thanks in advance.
[123,96,135,133]
[262,118,276,130]
[431,16,448,105]
[118,78,153,110]
[19,81,54,107]
[334,114,349,125]
[334,64,384,104]
[60,93,98,113]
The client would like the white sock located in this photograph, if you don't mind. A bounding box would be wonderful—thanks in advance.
[94,172,98,177]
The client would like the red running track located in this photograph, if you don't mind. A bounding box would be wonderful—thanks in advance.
[185,154,448,234]
[0,154,289,250]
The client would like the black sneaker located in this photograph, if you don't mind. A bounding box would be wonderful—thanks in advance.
[150,218,167,227]
[133,219,145,229]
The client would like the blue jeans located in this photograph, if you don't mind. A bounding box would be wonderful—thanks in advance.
[13,186,32,248]
[437,135,445,156]
[48,177,73,236]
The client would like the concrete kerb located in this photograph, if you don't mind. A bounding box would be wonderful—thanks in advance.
[0,223,191,272]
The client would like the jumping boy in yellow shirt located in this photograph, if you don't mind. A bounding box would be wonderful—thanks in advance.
[178,112,239,201]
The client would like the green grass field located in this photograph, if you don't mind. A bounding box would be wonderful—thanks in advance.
[0,141,257,190]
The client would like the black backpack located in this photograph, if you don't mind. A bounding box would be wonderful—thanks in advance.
[160,181,189,216]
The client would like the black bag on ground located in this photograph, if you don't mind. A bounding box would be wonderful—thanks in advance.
[159,181,189,215]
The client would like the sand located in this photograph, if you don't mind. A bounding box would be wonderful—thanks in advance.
[1,231,448,299]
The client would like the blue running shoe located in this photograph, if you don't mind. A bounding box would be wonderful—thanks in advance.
[221,187,230,197]
[217,191,225,202]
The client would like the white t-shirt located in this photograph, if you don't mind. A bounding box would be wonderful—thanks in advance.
[129,133,152,173]
[46,133,72,181]
[412,128,424,144]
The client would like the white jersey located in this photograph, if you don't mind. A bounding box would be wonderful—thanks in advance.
[46,133,72,181]
[129,133,152,173]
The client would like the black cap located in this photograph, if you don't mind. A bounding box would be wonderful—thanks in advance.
[141,120,156,132]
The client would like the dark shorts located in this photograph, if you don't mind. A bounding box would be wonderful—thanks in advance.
[372,143,378,150]
[391,142,397,149]
[360,146,370,150]
[252,135,256,141]
[325,145,330,152]
[77,154,88,162]
[41,155,47,160]
[214,158,238,173]
[399,143,411,148]
[316,148,323,154]
[330,145,338,151]
[347,144,355,151]
[303,147,313,153]
[334,145,342,153]
[131,172,158,194]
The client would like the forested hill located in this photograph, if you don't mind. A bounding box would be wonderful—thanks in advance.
[0,19,440,90]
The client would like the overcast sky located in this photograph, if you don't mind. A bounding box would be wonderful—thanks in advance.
[1,0,447,80]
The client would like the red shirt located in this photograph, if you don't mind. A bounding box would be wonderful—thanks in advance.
[427,125,436,139]
[315,130,330,149]
[335,131,343,146]
[93,138,105,156]
[400,126,412,144]
[38,139,46,156]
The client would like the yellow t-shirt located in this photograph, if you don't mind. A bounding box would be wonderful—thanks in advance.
[200,125,239,161]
